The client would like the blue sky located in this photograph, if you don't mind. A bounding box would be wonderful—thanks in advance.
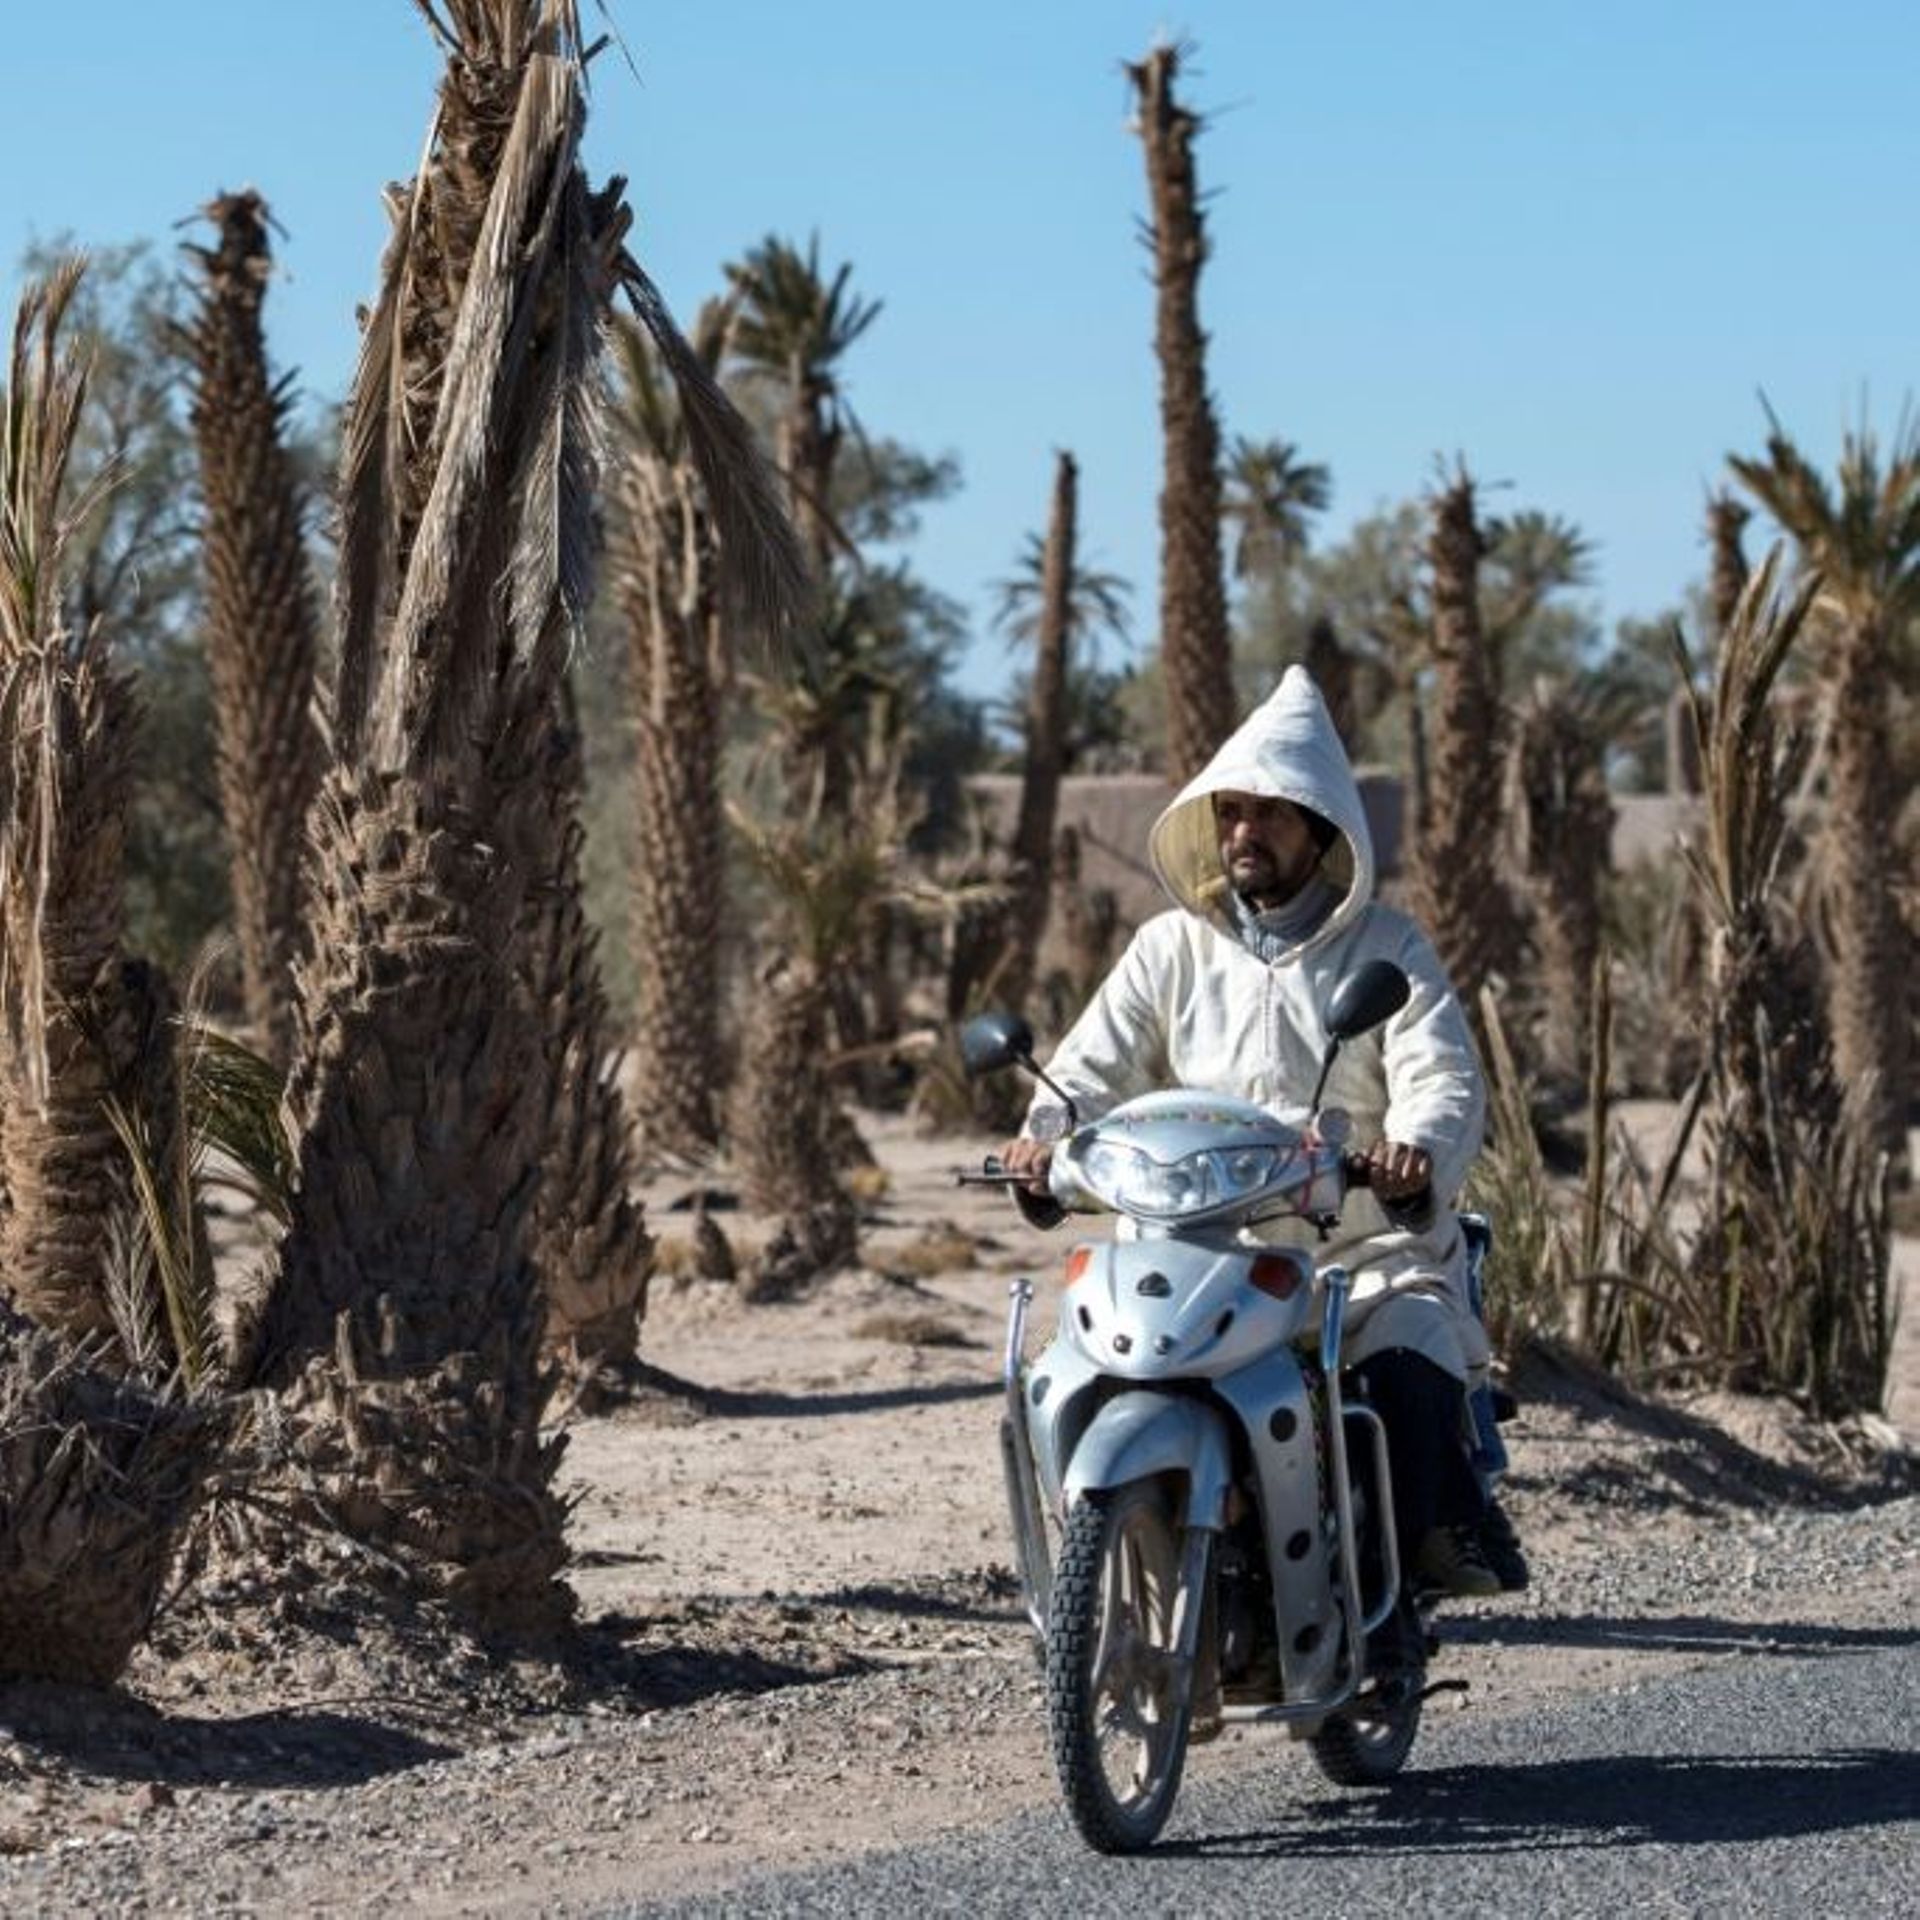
[6,2,1916,701]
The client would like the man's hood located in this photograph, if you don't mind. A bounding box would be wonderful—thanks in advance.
[1147,666,1374,944]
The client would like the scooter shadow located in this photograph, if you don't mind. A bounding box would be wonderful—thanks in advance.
[1165,1747,1920,1859]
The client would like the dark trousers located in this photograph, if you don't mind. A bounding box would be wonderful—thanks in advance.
[1353,1347,1484,1571]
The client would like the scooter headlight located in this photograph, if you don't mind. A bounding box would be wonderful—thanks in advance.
[1074,1140,1284,1219]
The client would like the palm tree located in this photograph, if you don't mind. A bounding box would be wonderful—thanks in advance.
[0,261,183,1357]
[1414,466,1524,1047]
[609,305,731,1159]
[726,233,879,579]
[990,452,1132,1013]
[179,191,324,1069]
[1480,509,1593,689]
[1667,552,1888,1412]
[1222,436,1331,581]
[238,0,801,1628]
[1730,408,1920,1177]
[1507,679,1617,1082]
[1127,40,1233,781]
[0,262,221,1685]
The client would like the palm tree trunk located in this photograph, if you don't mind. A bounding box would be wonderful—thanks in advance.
[0,264,194,1366]
[731,955,856,1296]
[1825,614,1911,1173]
[1510,686,1613,1083]
[524,703,653,1383]
[1414,470,1522,1047]
[1002,450,1078,1012]
[0,1299,219,1685]
[1129,44,1234,781]
[618,443,728,1156]
[181,191,324,1068]
[0,648,139,1343]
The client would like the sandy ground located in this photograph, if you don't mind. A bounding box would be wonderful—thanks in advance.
[0,1108,1914,1915]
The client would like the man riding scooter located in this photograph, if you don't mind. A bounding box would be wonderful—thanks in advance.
[1000,666,1526,1605]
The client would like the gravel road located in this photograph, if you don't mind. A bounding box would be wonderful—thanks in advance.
[636,1613,1919,1918]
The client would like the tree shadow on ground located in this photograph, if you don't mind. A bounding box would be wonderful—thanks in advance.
[619,1360,998,1422]
[0,1683,454,1791]
[1447,1612,1919,1658]
[1172,1748,1920,1860]
[1505,1341,1912,1514]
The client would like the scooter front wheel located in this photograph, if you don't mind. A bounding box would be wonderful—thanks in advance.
[1046,1482,1194,1852]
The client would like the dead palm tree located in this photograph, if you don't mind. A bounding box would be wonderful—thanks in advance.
[609,305,731,1159]
[1413,465,1524,1047]
[179,191,324,1069]
[1730,408,1920,1177]
[1507,679,1617,1083]
[238,0,802,1629]
[990,451,1132,1014]
[1127,40,1233,781]
[0,262,222,1685]
[0,262,211,1366]
[1662,551,1889,1412]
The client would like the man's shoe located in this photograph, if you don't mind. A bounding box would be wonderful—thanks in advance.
[1479,1498,1530,1592]
[1414,1524,1502,1599]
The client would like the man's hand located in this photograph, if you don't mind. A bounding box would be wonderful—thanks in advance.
[998,1137,1055,1195]
[1365,1138,1432,1203]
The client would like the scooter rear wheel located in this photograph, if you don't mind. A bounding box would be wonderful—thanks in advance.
[1046,1483,1194,1852]
[1307,1602,1424,1786]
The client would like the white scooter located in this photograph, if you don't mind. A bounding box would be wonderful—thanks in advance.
[960,958,1449,1853]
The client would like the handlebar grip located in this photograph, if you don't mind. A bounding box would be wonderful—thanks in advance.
[1341,1152,1373,1188]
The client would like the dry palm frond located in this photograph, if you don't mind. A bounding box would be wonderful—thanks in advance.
[1463,985,1577,1348]
[178,190,325,1068]
[620,261,809,657]
[0,260,118,1104]
[1601,551,1895,1412]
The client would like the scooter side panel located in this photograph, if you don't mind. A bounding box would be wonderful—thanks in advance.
[1058,1391,1233,1529]
[1213,1351,1344,1703]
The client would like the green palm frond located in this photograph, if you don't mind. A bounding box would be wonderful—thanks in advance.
[725,233,882,407]
[992,533,1133,655]
[1222,436,1331,577]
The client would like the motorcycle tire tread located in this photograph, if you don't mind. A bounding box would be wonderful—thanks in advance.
[1046,1488,1191,1854]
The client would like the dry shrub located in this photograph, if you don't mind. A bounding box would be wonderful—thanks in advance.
[883,1227,981,1280]
[852,1311,977,1349]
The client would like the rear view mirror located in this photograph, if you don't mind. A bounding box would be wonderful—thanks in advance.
[1324,960,1410,1043]
[959,1009,1036,1079]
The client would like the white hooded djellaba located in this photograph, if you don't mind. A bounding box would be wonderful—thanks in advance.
[1023,666,1489,1381]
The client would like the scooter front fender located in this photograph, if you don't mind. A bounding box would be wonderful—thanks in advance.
[1061,1391,1233,1530]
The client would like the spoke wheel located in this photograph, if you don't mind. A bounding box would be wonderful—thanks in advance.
[1308,1601,1424,1786]
[1046,1483,1194,1852]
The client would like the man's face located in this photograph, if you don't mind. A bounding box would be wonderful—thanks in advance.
[1215,791,1321,908]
